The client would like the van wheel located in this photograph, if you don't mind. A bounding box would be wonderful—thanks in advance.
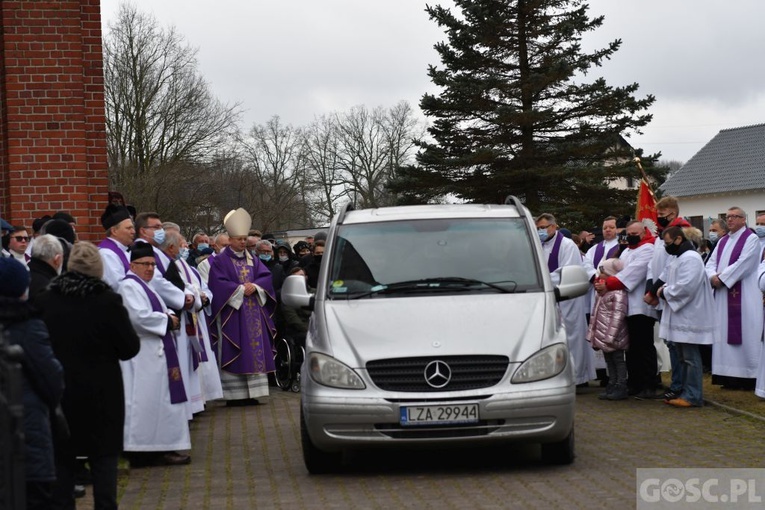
[301,409,343,474]
[541,427,575,465]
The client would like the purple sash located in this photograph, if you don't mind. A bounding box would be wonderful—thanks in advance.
[593,241,619,268]
[547,232,564,272]
[178,261,208,365]
[715,229,754,345]
[98,237,130,272]
[124,274,187,403]
[153,250,167,275]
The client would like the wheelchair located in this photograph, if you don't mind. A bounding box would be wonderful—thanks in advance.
[272,336,305,393]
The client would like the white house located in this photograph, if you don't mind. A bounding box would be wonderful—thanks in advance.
[659,123,765,232]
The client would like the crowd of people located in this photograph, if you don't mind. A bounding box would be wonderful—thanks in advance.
[0,203,318,509]
[540,196,765,408]
[3,194,765,507]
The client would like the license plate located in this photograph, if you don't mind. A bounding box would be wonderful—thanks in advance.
[400,404,479,426]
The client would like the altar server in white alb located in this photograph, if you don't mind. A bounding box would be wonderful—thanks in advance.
[118,242,191,467]
[536,213,595,386]
[705,207,763,390]
[653,227,717,407]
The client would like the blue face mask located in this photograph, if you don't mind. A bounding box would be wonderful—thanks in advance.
[755,226,765,238]
[197,243,209,251]
[179,247,190,260]
[153,228,166,245]
[259,254,272,262]
[538,229,550,243]
[708,231,719,243]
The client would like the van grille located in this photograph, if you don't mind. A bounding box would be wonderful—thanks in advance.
[366,355,509,392]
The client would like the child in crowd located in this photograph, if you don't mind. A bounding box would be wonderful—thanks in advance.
[587,258,629,400]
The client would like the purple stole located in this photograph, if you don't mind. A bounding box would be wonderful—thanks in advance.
[178,261,209,365]
[153,249,168,275]
[593,241,619,268]
[715,229,755,345]
[124,274,187,404]
[547,232,564,272]
[98,237,130,272]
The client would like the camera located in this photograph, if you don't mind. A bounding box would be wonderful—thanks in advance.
[618,233,628,244]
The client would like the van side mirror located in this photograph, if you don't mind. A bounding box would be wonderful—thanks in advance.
[554,265,589,302]
[282,274,314,310]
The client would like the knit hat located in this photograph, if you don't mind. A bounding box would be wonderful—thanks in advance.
[0,257,31,298]
[67,242,104,279]
[44,219,76,244]
[599,258,624,277]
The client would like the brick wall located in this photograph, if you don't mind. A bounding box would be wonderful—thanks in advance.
[0,0,108,241]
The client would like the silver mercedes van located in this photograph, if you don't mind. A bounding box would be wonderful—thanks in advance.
[281,197,590,473]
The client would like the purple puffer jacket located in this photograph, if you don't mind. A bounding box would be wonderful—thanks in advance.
[586,288,629,352]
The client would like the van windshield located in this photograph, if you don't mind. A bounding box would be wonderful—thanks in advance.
[328,218,543,299]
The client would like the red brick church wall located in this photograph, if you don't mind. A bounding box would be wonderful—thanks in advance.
[0,0,108,242]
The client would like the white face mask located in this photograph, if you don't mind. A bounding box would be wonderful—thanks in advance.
[278,255,289,262]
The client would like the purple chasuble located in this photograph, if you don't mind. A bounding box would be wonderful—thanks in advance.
[124,274,188,403]
[715,229,755,345]
[547,232,564,272]
[208,247,276,375]
[98,237,130,272]
[593,241,618,268]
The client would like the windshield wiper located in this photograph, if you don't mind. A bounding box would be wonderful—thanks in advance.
[346,277,517,299]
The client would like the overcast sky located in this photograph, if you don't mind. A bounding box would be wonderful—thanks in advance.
[100,0,765,164]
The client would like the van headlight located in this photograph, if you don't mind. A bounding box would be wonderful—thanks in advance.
[309,352,366,389]
[511,344,568,383]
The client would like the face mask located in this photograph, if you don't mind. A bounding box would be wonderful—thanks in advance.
[197,243,209,251]
[755,226,765,238]
[278,255,289,262]
[180,247,190,260]
[259,254,272,262]
[153,228,166,245]
[537,230,550,242]
[313,254,323,264]
[708,232,719,242]
[657,216,671,228]
[664,242,681,256]
[626,235,641,247]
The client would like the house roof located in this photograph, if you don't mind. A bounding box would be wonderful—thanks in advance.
[660,123,765,197]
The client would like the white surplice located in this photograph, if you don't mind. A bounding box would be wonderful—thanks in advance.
[542,233,595,385]
[99,237,130,291]
[659,250,717,345]
[176,258,223,403]
[705,228,764,379]
[118,273,191,452]
[752,260,765,397]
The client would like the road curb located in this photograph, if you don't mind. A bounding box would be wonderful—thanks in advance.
[703,399,765,423]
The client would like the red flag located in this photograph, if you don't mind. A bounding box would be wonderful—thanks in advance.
[636,178,657,225]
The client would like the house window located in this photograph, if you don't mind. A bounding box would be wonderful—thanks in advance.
[687,216,703,231]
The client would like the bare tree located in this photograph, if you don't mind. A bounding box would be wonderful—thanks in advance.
[104,3,240,208]
[302,115,349,223]
[238,116,311,232]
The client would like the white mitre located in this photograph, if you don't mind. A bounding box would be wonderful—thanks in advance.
[223,208,252,237]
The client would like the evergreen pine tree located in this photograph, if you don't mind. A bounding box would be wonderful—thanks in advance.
[391,0,666,228]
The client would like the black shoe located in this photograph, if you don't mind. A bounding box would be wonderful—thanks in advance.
[634,389,663,400]
[606,385,629,400]
[73,485,86,499]
[126,452,160,468]
[225,398,260,407]
[664,389,681,401]
[162,452,191,466]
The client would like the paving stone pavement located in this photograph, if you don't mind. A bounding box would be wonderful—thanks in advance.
[75,387,765,510]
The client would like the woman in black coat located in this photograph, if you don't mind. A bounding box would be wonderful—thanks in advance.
[0,257,64,509]
[36,241,140,510]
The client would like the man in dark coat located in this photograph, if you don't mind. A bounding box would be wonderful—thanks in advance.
[27,234,64,304]
[36,242,140,509]
[0,257,64,509]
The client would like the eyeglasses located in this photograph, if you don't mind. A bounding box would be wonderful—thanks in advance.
[11,236,30,242]
[726,215,744,220]
[133,261,157,268]
[143,225,163,230]
[537,225,553,229]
